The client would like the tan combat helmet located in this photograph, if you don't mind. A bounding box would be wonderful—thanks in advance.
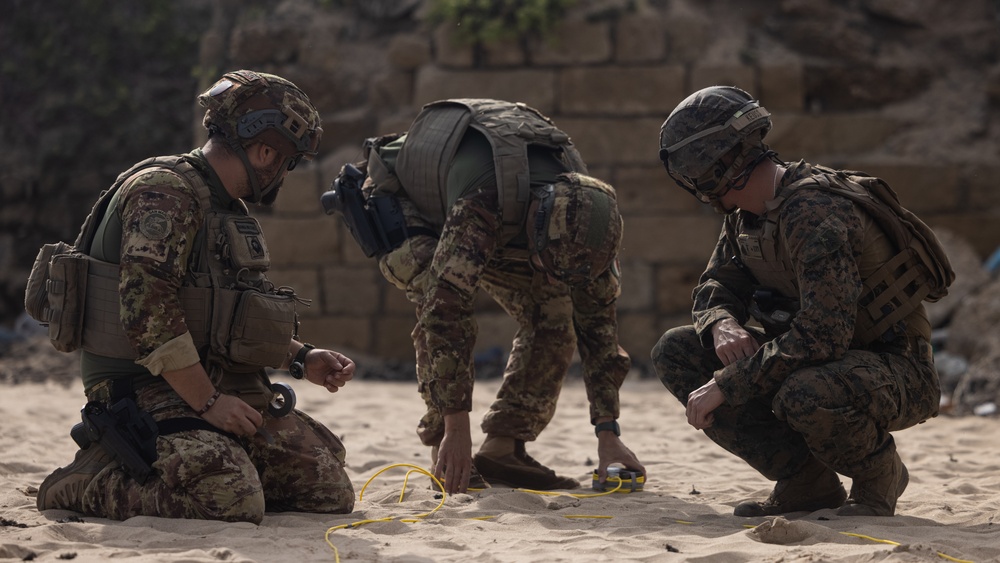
[199,70,323,203]
[658,86,772,210]
[526,178,623,286]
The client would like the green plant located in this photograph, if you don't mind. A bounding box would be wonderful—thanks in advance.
[427,0,577,45]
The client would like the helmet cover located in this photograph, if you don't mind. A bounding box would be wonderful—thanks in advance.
[658,86,771,201]
[527,175,622,285]
[199,70,322,162]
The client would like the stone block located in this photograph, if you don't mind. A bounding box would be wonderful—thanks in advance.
[617,259,654,312]
[257,216,340,267]
[767,114,902,159]
[321,264,382,316]
[433,24,475,68]
[388,33,432,70]
[614,165,703,216]
[473,312,518,356]
[619,215,721,263]
[273,167,322,216]
[556,117,667,165]
[320,107,377,158]
[414,67,557,113]
[767,113,827,156]
[921,212,1000,260]
[824,114,904,154]
[370,70,415,111]
[373,315,419,361]
[690,65,757,93]
[858,164,959,213]
[759,64,805,111]
[965,164,1000,210]
[663,11,711,64]
[558,65,685,115]
[616,11,667,63]
[296,315,371,357]
[655,265,704,315]
[383,283,416,315]
[483,36,526,67]
[530,20,612,65]
[616,312,658,366]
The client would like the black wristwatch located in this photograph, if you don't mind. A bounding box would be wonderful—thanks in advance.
[289,343,315,380]
[594,420,620,437]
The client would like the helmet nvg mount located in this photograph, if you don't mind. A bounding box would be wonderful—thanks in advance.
[527,178,623,285]
[658,86,771,205]
[199,70,323,203]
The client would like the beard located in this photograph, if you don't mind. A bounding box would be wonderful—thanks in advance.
[253,159,285,206]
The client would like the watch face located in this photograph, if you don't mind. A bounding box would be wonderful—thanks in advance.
[290,362,305,379]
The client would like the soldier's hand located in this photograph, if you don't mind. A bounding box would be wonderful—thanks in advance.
[202,394,263,437]
[596,435,646,485]
[686,378,726,430]
[304,349,356,393]
[435,415,473,495]
[711,318,759,366]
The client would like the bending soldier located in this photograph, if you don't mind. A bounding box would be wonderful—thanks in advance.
[332,99,645,494]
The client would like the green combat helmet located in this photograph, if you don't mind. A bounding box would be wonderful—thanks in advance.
[198,70,323,203]
[526,177,623,285]
[658,86,772,210]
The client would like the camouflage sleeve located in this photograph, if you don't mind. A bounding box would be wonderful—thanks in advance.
[714,190,862,405]
[691,220,756,347]
[419,189,503,412]
[571,263,631,423]
[117,170,203,363]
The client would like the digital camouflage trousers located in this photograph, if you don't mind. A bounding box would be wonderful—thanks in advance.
[79,380,354,523]
[651,325,940,481]
[380,232,577,447]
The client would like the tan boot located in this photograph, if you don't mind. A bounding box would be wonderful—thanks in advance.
[473,440,579,490]
[37,444,116,512]
[837,451,908,517]
[734,456,847,517]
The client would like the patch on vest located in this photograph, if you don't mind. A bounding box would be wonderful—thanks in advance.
[139,210,172,240]
[737,234,763,260]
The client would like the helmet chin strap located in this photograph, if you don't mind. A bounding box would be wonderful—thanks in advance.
[230,140,291,203]
[229,140,265,203]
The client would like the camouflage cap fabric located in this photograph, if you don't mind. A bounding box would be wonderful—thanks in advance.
[658,86,771,188]
[198,70,322,159]
[527,173,622,285]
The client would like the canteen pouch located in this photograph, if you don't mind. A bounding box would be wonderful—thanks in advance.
[25,248,89,352]
[24,241,74,324]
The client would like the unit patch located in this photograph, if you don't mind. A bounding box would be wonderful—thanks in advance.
[139,210,172,240]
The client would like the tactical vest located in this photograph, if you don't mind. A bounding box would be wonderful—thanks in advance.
[732,164,953,347]
[392,99,588,241]
[26,155,300,406]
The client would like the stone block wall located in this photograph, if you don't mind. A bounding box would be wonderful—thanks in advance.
[229,1,999,369]
[231,1,1000,371]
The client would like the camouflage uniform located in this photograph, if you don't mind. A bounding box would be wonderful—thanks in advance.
[378,164,630,447]
[651,161,940,484]
[76,150,353,523]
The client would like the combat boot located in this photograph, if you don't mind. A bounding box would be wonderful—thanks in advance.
[474,440,580,490]
[734,456,847,517]
[837,451,908,517]
[37,444,116,512]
